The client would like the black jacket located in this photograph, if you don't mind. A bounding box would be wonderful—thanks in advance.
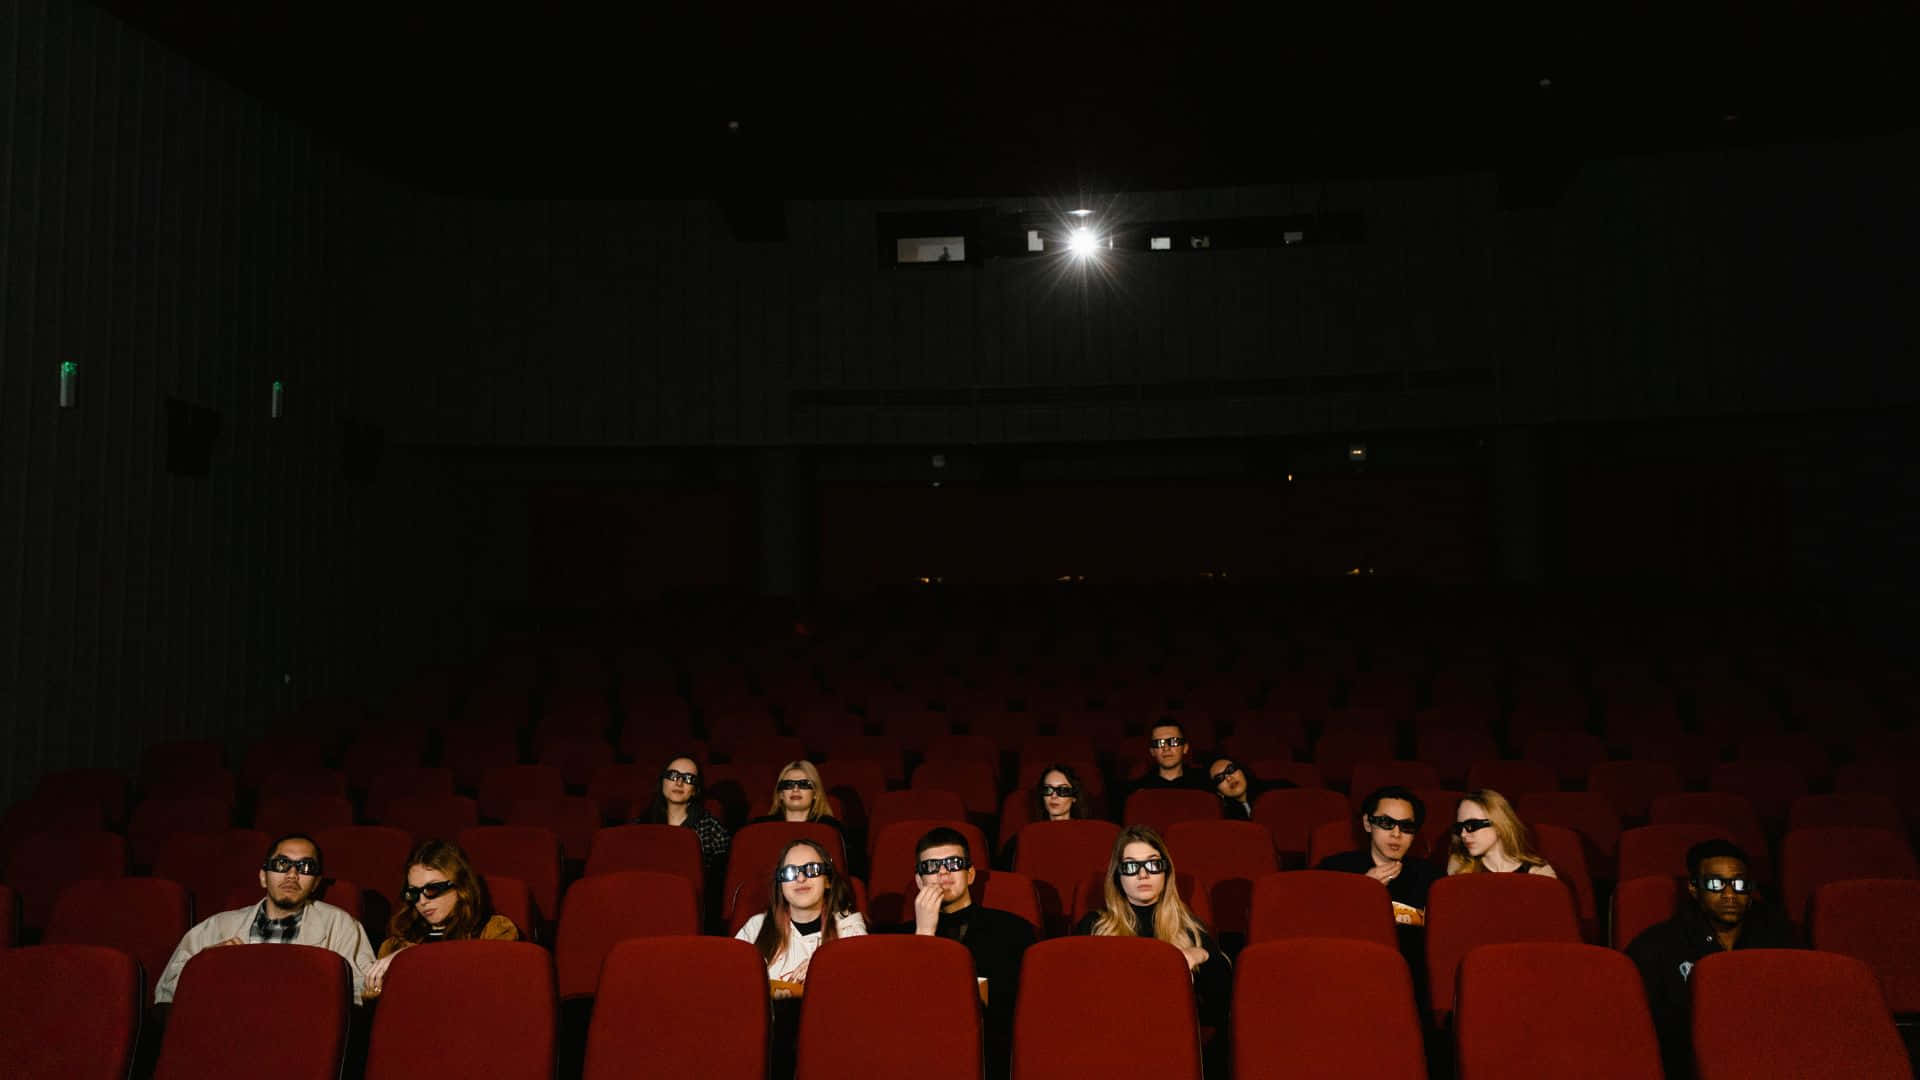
[1074,901,1232,1028]
[1626,903,1802,1073]
[1128,767,1213,794]
[1314,849,1443,911]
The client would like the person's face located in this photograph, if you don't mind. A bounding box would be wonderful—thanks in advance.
[1041,770,1078,820]
[914,843,975,904]
[1148,725,1188,771]
[258,839,322,909]
[1689,855,1753,929]
[1363,798,1418,862]
[1455,801,1499,859]
[661,758,698,805]
[779,769,816,814]
[406,864,459,928]
[1118,841,1168,906]
[1210,759,1247,800]
[780,844,829,914]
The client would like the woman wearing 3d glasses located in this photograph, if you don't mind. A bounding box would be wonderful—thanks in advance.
[1073,825,1231,1029]
[734,837,867,986]
[748,759,847,837]
[1446,788,1558,878]
[362,839,519,998]
[635,754,730,874]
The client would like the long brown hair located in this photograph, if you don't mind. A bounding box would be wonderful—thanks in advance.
[751,838,855,966]
[1448,788,1549,874]
[387,839,494,945]
[1029,763,1090,822]
[1089,824,1208,949]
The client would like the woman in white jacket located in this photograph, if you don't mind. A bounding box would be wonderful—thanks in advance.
[734,838,865,986]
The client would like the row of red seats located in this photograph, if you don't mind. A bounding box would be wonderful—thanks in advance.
[6,915,1910,1078]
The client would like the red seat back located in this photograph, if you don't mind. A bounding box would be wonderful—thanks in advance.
[33,769,130,830]
[1812,878,1920,1014]
[910,759,1000,817]
[1463,760,1557,800]
[458,826,563,924]
[5,830,127,932]
[478,765,565,824]
[1014,938,1200,1078]
[1586,760,1684,822]
[1122,789,1222,837]
[313,825,414,917]
[157,942,349,1080]
[1233,938,1424,1080]
[253,795,354,839]
[1611,874,1683,951]
[1012,820,1122,936]
[365,941,556,1080]
[1617,823,1737,882]
[127,796,232,870]
[1781,825,1918,926]
[554,871,700,999]
[46,877,191,988]
[797,935,981,1079]
[1532,823,1599,938]
[1521,731,1609,787]
[1424,873,1581,1021]
[1789,792,1904,834]
[1709,760,1809,828]
[979,869,1043,933]
[1650,793,1771,876]
[153,828,270,920]
[1252,787,1351,862]
[1456,943,1662,1077]
[584,937,765,1080]
[508,796,602,862]
[1248,870,1397,949]
[0,945,141,1079]
[1691,949,1910,1079]
[583,824,703,894]
[1312,732,1394,789]
[868,789,969,854]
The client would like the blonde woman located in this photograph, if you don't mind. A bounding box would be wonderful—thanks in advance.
[1448,788,1559,877]
[1073,824,1231,1027]
[749,760,847,836]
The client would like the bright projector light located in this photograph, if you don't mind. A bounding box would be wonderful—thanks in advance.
[1068,226,1099,257]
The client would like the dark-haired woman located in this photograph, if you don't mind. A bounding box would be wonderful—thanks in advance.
[635,754,730,874]
[362,839,519,997]
[1001,763,1090,865]
[1073,824,1231,1029]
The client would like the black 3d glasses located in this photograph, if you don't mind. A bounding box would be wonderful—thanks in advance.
[917,855,972,875]
[401,880,459,905]
[1699,875,1751,894]
[1040,784,1077,798]
[660,769,700,786]
[776,861,831,883]
[1452,818,1493,836]
[777,778,815,791]
[262,855,321,876]
[1118,857,1169,876]
[1367,814,1419,835]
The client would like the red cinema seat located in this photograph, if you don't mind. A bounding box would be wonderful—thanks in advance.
[156,942,349,1080]
[1253,787,1352,865]
[152,828,270,921]
[312,825,413,919]
[255,767,349,801]
[1521,731,1609,789]
[1307,819,1360,867]
[1347,762,1442,811]
[910,759,1000,820]
[1312,732,1395,790]
[797,935,981,1079]
[33,768,130,830]
[1611,874,1684,951]
[241,737,332,794]
[478,765,564,824]
[5,830,127,933]
[480,875,532,941]
[252,795,354,839]
[364,941,556,1080]
[345,732,430,791]
[1233,938,1424,1080]
[980,869,1043,933]
[536,735,616,791]
[380,795,480,848]
[584,824,703,894]
[1617,823,1737,883]
[584,937,765,1080]
[1164,820,1277,941]
[868,789,969,855]
[508,796,602,863]
[1456,943,1663,1078]
[1014,938,1200,1079]
[554,871,700,1000]
[722,821,848,930]
[45,877,190,989]
[1690,949,1910,1080]
[365,767,456,824]
[1780,825,1918,927]
[458,826,563,926]
[1417,728,1500,789]
[1247,871,1396,949]
[1532,823,1600,939]
[1789,793,1905,835]
[1739,734,1833,785]
[1464,760,1557,801]
[1586,760,1684,823]
[140,740,225,790]
[1650,793,1771,878]
[1123,789,1222,837]
[1012,820,1121,937]
[0,945,141,1079]
[1812,878,1920,1015]
[1708,761,1808,829]
[1424,873,1581,1022]
[1517,791,1622,866]
[127,796,231,870]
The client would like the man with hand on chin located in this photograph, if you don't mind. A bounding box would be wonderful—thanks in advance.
[1314,786,1441,926]
[893,827,1033,1080]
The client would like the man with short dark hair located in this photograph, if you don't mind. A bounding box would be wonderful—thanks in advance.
[154,833,375,1004]
[1129,719,1210,792]
[1207,756,1295,820]
[890,826,1034,1080]
[1626,839,1801,1075]
[1314,786,1442,924]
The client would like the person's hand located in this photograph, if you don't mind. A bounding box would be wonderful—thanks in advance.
[1180,946,1210,971]
[364,953,399,996]
[216,937,247,947]
[1365,861,1401,885]
[913,883,945,935]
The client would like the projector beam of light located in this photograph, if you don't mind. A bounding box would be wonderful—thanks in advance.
[1068,226,1100,257]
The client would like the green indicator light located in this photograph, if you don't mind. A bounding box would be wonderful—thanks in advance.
[272,380,284,391]
[61,361,78,375]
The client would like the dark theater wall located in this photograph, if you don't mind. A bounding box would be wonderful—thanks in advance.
[0,1,400,803]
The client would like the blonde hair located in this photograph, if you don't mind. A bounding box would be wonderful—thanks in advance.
[1448,788,1549,874]
[765,760,829,822]
[1089,825,1209,949]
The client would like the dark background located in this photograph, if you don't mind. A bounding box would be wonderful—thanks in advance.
[2,1,1917,802]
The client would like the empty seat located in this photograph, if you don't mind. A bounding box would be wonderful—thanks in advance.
[535,735,616,790]
[33,768,130,829]
[1233,938,1424,1079]
[0,945,141,1079]
[478,764,565,824]
[1709,761,1809,828]
[1521,731,1609,788]
[1,799,105,874]
[1163,820,1278,942]
[442,732,521,793]
[241,737,332,793]
[584,937,765,1080]
[365,767,456,824]
[910,759,1000,819]
[153,829,270,919]
[1307,819,1360,866]
[1611,874,1683,950]
[1424,873,1581,1022]
[345,732,431,790]
[1122,788,1222,836]
[1416,728,1501,788]
[253,795,354,839]
[457,826,563,926]
[980,869,1044,932]
[1690,949,1910,1079]
[1517,790,1622,865]
[1533,823,1599,940]
[1456,943,1663,1078]
[1650,793,1771,877]
[1013,820,1122,936]
[1252,787,1352,864]
[312,825,413,918]
[1346,762,1443,809]
[508,796,602,863]
[1312,732,1395,790]
[380,794,480,847]
[1739,733,1833,785]
[1780,825,1918,927]
[365,940,556,1080]
[1617,823,1738,882]
[1464,760,1557,800]
[867,789,970,854]
[554,871,700,1000]
[1811,878,1920,1014]
[5,830,127,933]
[1247,870,1396,949]
[798,935,981,1079]
[1013,938,1201,1079]
[1789,793,1904,834]
[1587,760,1684,823]
[127,796,232,870]
[156,942,350,1080]
[584,824,703,893]
[45,877,191,989]
[256,767,350,800]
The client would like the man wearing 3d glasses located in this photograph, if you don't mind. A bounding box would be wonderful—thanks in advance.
[154,833,376,1004]
[1627,838,1801,1075]
[1314,786,1442,925]
[1128,719,1211,793]
[891,826,1033,1080]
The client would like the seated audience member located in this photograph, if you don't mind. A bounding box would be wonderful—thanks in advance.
[889,826,1034,1080]
[748,760,847,837]
[1129,720,1210,792]
[1207,756,1295,820]
[154,833,375,1004]
[1627,839,1801,1076]
[1074,825,1232,1029]
[1003,764,1090,864]
[634,754,730,873]
[734,838,867,987]
[1447,789,1558,877]
[1315,786,1442,925]
[362,839,520,998]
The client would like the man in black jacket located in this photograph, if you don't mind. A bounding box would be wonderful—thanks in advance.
[1626,839,1801,1076]
[894,826,1034,1080]
[1128,719,1211,792]
[1313,786,1442,923]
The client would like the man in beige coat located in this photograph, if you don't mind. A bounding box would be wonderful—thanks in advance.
[154,833,375,1004]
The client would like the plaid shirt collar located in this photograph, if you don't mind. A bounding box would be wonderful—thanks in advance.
[250,900,306,943]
